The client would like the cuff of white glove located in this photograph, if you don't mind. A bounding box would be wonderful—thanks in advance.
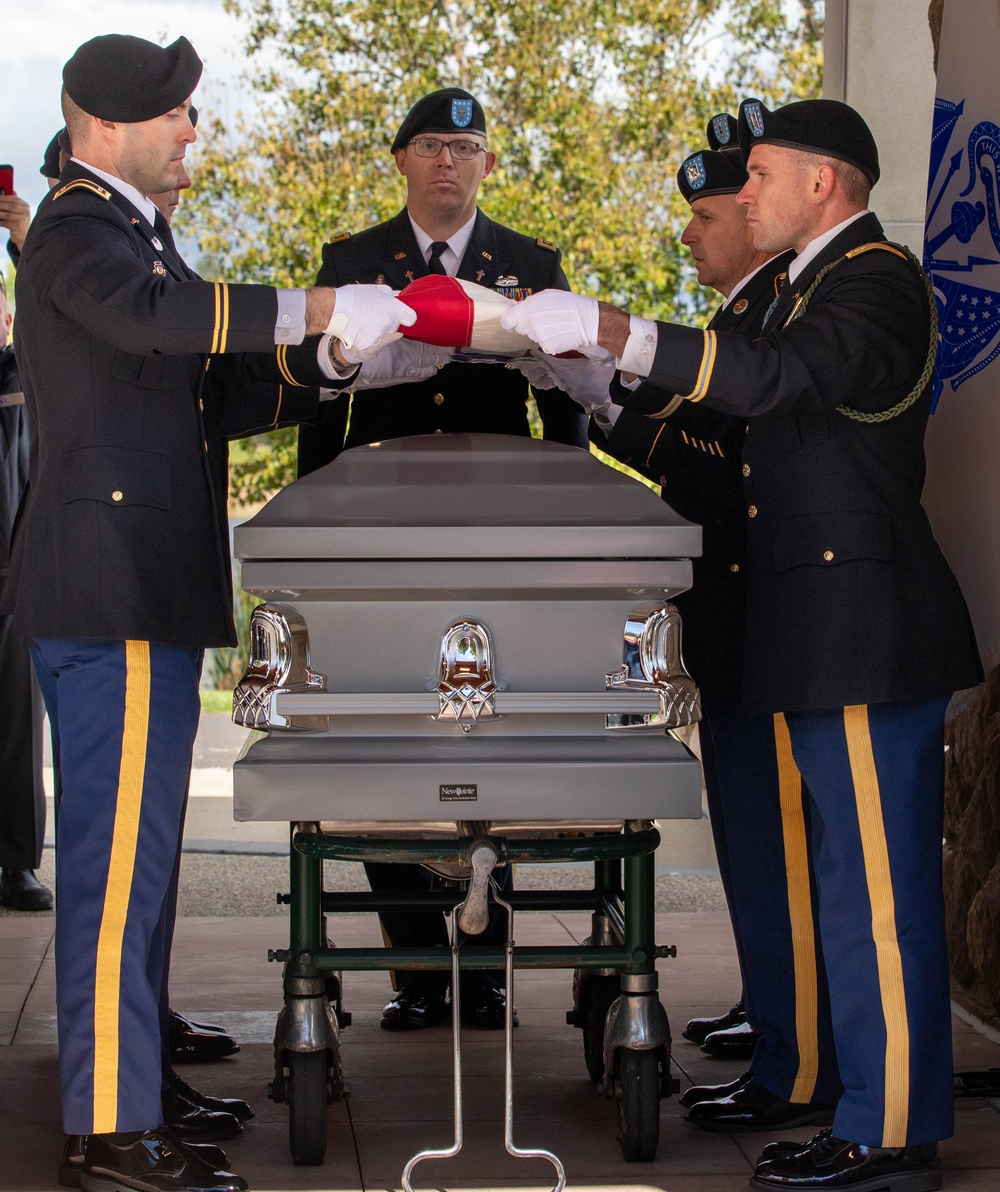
[617,315,659,378]
[317,334,358,379]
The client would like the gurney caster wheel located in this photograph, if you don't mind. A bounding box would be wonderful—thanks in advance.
[288,1050,329,1165]
[616,1048,661,1162]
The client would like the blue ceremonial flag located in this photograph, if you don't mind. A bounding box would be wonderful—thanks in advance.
[923,0,1000,677]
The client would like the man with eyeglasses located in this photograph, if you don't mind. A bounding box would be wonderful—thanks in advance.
[296,86,587,471]
[297,88,587,1035]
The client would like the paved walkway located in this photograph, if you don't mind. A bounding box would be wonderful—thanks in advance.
[1,905,998,1191]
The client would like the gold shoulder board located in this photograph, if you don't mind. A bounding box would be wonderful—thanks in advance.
[328,231,351,243]
[536,237,558,252]
[53,179,112,202]
[845,241,907,261]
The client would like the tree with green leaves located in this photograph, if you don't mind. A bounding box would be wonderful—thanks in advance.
[182,0,822,502]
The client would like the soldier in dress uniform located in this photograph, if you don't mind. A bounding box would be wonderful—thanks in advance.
[505,97,982,1192]
[591,119,841,1116]
[4,32,414,1192]
[299,87,588,1034]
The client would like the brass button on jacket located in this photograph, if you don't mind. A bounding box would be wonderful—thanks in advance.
[433,392,445,406]
[742,463,751,477]
[748,504,758,518]
[112,490,123,502]
[823,550,835,561]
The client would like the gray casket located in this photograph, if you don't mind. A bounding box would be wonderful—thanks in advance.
[232,434,704,826]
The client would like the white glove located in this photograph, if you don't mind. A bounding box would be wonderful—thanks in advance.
[353,340,455,390]
[326,283,417,363]
[532,348,617,416]
[499,289,601,355]
[505,352,560,391]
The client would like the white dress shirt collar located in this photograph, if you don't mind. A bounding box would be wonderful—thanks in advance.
[408,210,478,277]
[71,158,158,228]
[788,209,869,284]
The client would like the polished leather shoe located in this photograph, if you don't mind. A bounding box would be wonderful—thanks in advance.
[167,1071,254,1125]
[80,1128,247,1192]
[162,1081,243,1143]
[702,1019,763,1059]
[685,1077,835,1133]
[751,1129,941,1190]
[758,1129,831,1165]
[678,1069,752,1110]
[461,982,518,1030]
[168,1010,240,1063]
[60,1134,229,1188]
[380,986,450,1031]
[682,999,746,1046]
[0,868,53,911]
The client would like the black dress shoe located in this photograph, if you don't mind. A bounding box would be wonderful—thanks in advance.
[461,983,517,1030]
[60,1134,229,1188]
[751,1129,941,1190]
[685,1077,835,1133]
[678,1070,752,1110]
[702,1019,764,1059]
[168,1010,240,1063]
[0,868,53,911]
[758,1129,832,1165]
[682,999,746,1046]
[162,1082,243,1143]
[80,1128,247,1192]
[380,987,450,1031]
[167,1071,254,1124]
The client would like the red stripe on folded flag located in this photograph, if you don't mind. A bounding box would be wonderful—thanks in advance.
[397,275,475,347]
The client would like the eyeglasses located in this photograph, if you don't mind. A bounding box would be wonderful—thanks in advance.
[408,137,487,161]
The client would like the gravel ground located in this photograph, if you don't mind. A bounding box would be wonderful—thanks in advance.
[1,850,726,918]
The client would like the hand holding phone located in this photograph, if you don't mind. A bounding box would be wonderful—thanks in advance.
[0,165,13,196]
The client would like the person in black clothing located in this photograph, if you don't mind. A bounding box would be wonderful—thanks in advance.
[505,97,982,1192]
[0,274,52,912]
[300,88,588,1033]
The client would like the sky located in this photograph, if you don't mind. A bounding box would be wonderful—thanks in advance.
[6,0,256,216]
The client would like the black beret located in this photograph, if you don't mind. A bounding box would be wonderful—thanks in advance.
[391,88,487,153]
[737,97,879,185]
[63,34,203,123]
[677,148,748,204]
[40,130,66,179]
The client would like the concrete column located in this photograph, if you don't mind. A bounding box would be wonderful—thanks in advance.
[823,0,935,250]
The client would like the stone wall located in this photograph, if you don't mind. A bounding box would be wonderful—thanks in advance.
[944,669,1000,1030]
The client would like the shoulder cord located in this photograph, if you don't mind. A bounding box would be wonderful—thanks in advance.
[784,242,938,424]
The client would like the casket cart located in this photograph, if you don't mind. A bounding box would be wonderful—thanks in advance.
[231,433,704,1178]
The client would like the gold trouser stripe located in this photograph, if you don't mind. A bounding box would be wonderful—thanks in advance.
[645,422,666,470]
[773,713,820,1103]
[681,330,717,402]
[92,640,151,1131]
[217,282,230,354]
[271,384,284,429]
[843,704,911,1147]
[276,345,297,386]
[210,282,222,354]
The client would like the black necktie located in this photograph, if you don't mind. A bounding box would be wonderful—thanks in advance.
[428,241,449,275]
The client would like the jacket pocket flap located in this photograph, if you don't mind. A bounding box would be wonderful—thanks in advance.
[60,446,171,510]
[773,512,893,571]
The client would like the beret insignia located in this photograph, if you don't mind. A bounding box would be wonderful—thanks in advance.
[451,98,473,127]
[711,114,733,145]
[684,154,707,191]
[744,101,766,138]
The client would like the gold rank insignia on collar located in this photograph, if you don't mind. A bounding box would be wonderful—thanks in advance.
[733,298,748,314]
[152,261,166,276]
[131,218,140,226]
[53,179,112,201]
